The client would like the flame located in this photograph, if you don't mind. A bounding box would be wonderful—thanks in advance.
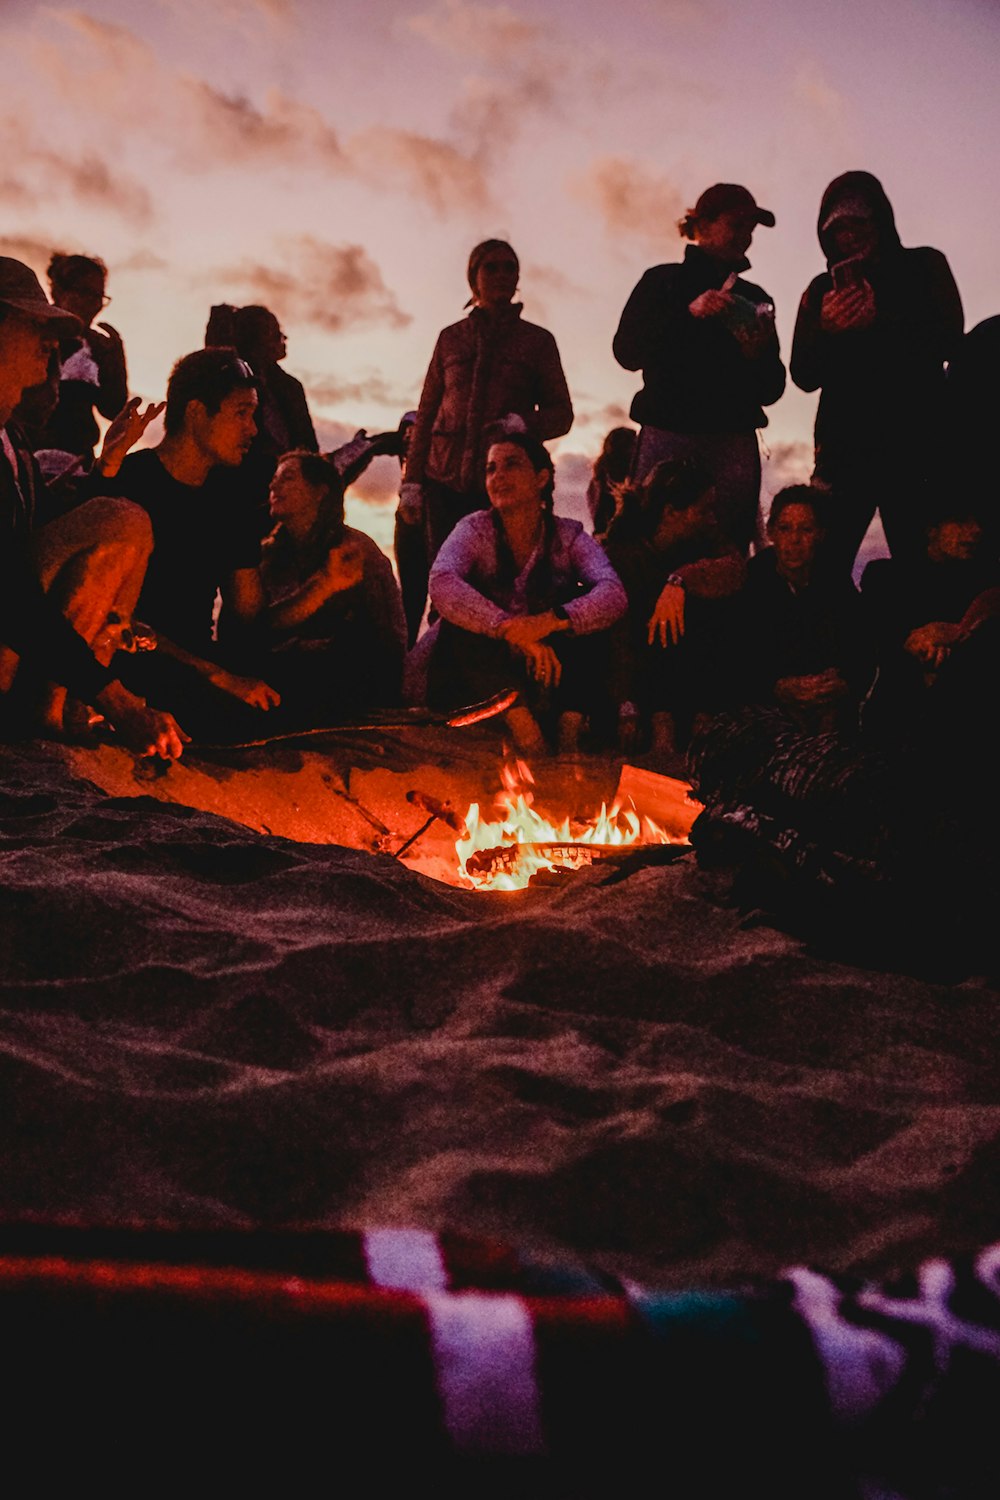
[456,762,684,891]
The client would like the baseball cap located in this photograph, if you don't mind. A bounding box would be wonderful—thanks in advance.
[0,257,83,334]
[693,184,775,228]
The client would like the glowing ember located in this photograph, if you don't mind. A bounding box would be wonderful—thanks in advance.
[456,759,691,891]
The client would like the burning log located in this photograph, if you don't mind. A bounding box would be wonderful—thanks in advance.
[464,841,633,879]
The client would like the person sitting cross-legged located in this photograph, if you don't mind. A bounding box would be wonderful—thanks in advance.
[426,432,626,753]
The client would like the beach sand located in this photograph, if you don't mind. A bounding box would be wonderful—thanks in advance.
[2,730,999,1290]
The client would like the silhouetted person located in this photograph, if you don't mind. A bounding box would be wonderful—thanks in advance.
[791,171,964,575]
[613,183,785,554]
[0,256,184,757]
[740,485,868,732]
[427,433,625,753]
[260,450,406,723]
[861,499,997,740]
[402,240,573,586]
[603,457,745,758]
[945,314,1000,552]
[586,426,637,539]
[40,252,128,462]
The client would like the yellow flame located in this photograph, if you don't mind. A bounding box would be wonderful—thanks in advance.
[456,767,681,891]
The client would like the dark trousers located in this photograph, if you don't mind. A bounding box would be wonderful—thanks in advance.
[428,622,611,720]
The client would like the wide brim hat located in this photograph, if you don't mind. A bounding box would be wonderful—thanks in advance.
[0,257,83,335]
[693,183,775,228]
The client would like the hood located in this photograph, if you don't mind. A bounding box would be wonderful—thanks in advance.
[817,171,902,266]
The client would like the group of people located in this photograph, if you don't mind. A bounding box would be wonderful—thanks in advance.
[1,167,997,769]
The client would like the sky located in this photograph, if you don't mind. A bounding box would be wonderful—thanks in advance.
[2,0,999,550]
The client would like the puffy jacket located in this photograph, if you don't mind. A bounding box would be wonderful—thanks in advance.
[613,244,785,433]
[406,304,573,494]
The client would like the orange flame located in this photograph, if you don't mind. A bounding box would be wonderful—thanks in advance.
[456,762,686,891]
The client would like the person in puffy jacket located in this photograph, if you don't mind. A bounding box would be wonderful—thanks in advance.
[401,240,573,583]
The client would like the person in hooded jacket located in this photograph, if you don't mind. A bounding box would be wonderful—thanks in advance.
[613,183,785,556]
[791,171,964,576]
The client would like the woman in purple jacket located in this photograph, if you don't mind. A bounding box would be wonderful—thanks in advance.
[427,433,625,753]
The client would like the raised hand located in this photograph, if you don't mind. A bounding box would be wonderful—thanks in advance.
[98,396,166,478]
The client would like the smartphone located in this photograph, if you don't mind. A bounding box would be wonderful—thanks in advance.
[832,260,864,293]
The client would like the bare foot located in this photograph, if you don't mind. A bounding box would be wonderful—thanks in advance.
[505,705,546,753]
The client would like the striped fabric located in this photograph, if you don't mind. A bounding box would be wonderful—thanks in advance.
[1,1222,998,1494]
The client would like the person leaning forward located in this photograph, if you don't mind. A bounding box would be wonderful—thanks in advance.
[0,256,186,759]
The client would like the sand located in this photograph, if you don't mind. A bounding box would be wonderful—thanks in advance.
[2,729,999,1290]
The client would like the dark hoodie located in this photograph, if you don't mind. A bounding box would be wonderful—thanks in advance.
[790,171,963,471]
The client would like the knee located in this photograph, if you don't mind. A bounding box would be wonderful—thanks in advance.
[79,496,153,562]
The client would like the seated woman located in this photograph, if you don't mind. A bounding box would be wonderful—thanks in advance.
[740,485,869,732]
[602,457,746,759]
[259,450,406,725]
[426,432,626,752]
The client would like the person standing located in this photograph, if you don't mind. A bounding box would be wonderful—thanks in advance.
[791,171,964,575]
[402,240,574,582]
[41,252,128,462]
[613,183,785,555]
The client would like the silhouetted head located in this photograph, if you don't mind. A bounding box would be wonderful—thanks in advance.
[594,426,637,484]
[0,258,82,415]
[606,455,713,548]
[232,305,287,368]
[467,240,519,309]
[47,251,109,329]
[678,184,774,263]
[818,171,900,267]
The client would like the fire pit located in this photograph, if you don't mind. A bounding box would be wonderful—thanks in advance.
[454,760,700,891]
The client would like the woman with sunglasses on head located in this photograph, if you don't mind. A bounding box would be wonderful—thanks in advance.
[427,432,625,754]
[400,240,574,619]
[40,252,128,463]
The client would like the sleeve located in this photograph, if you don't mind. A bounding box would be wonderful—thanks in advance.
[528,330,573,442]
[562,530,628,634]
[612,267,688,373]
[362,541,408,656]
[891,249,964,362]
[672,548,747,599]
[746,316,786,408]
[0,537,113,703]
[92,326,129,421]
[790,278,829,394]
[428,519,510,636]
[402,333,447,487]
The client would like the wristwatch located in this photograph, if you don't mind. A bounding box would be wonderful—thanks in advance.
[666,573,687,590]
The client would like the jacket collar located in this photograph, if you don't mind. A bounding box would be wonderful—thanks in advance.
[683,243,751,287]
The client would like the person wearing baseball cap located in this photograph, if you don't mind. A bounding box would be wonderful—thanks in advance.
[613,181,785,556]
[0,256,187,758]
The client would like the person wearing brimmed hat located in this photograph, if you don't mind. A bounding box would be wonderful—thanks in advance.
[613,183,785,556]
[791,171,963,576]
[401,238,573,627]
[0,256,186,758]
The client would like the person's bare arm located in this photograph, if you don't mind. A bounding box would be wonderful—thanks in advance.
[155,634,280,711]
[268,542,365,631]
[93,679,189,758]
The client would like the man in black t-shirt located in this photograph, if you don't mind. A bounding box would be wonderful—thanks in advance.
[109,347,281,722]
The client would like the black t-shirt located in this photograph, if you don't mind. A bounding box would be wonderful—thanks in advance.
[111,450,262,652]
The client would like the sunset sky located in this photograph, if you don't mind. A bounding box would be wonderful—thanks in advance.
[2,0,998,548]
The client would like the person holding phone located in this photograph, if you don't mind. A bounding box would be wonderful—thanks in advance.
[790,171,964,576]
[613,183,785,556]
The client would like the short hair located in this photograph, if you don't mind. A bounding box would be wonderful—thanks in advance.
[232,304,280,358]
[766,484,827,532]
[483,428,555,507]
[48,252,107,290]
[924,494,983,531]
[164,347,257,435]
[603,456,713,547]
